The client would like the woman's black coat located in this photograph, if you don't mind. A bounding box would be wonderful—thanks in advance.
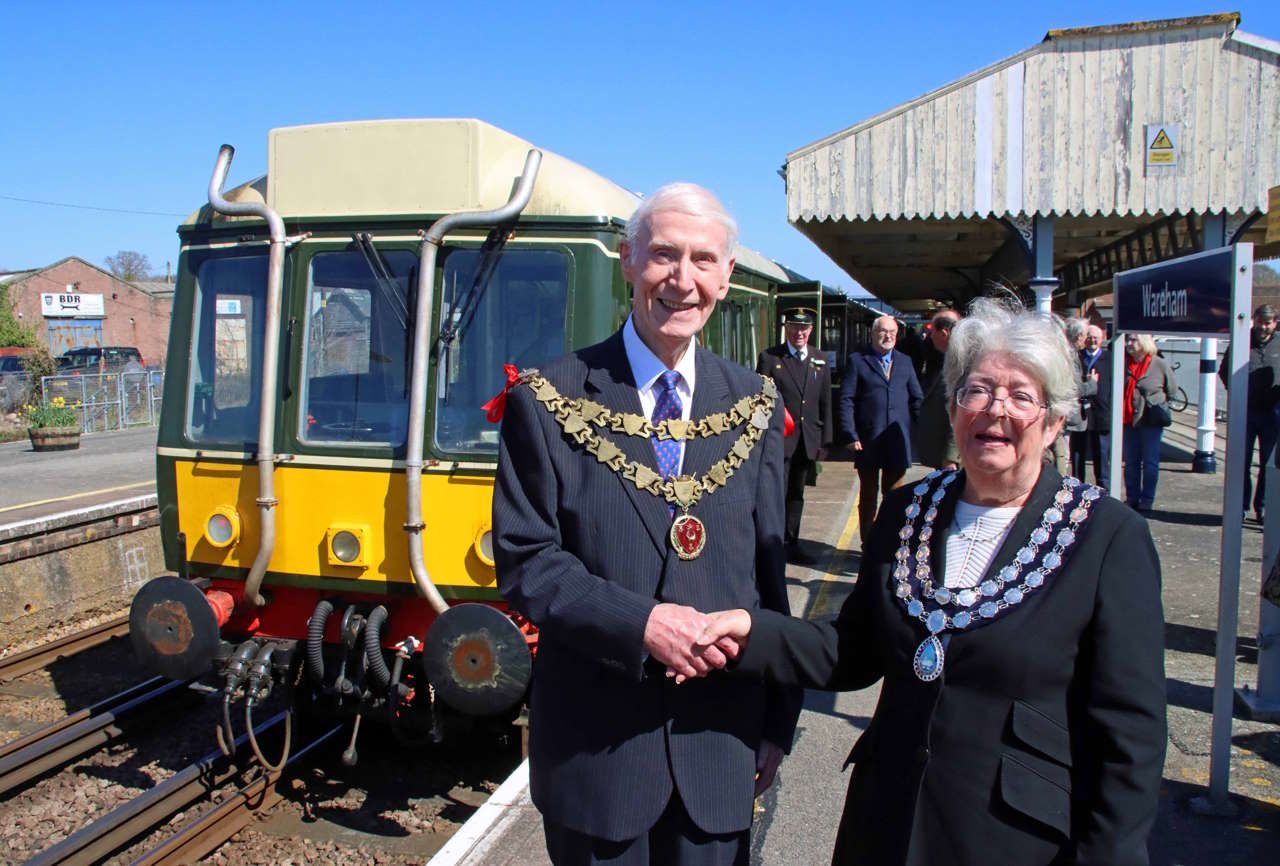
[738,466,1166,865]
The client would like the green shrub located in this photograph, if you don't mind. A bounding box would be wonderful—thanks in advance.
[25,395,79,428]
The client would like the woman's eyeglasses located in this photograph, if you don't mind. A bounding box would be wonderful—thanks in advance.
[954,384,1045,420]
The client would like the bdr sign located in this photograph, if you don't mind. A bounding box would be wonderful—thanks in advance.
[41,292,105,318]
[1113,246,1234,336]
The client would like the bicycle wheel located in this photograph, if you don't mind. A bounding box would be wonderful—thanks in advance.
[1168,387,1189,413]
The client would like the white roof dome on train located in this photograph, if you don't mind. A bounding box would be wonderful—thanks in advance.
[184,117,788,282]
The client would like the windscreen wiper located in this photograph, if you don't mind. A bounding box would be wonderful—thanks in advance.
[353,232,409,330]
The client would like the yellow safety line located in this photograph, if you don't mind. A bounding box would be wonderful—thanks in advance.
[807,498,860,620]
[0,481,154,515]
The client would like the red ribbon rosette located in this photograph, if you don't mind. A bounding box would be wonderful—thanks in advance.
[482,364,521,422]
[783,407,795,438]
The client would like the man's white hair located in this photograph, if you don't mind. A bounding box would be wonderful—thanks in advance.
[623,182,738,268]
[944,297,1080,424]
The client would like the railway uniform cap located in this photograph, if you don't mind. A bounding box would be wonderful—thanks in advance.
[784,308,816,326]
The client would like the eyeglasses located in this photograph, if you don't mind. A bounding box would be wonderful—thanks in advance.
[954,384,1045,420]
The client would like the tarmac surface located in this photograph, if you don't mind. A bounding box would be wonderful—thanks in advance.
[438,409,1280,866]
[0,426,156,524]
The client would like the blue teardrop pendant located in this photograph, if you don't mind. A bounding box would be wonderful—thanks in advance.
[913,635,945,682]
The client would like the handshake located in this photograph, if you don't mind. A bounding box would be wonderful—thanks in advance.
[642,603,754,683]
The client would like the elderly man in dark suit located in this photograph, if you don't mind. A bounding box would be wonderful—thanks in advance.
[494,182,802,866]
[841,315,922,546]
[1070,324,1112,486]
[757,308,832,564]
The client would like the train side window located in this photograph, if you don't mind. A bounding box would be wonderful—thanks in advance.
[300,249,418,447]
[434,247,569,455]
[187,254,268,446]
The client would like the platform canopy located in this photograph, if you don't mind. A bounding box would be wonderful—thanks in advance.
[786,13,1280,314]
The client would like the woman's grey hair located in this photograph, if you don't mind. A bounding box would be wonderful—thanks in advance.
[1064,317,1087,345]
[624,182,739,268]
[944,297,1081,423]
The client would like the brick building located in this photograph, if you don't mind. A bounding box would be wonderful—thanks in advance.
[0,257,173,367]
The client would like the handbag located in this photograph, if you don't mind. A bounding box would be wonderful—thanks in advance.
[1141,400,1172,428]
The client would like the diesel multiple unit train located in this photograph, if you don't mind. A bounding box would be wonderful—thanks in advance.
[128,118,879,757]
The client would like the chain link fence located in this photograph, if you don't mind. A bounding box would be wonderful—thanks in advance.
[36,371,165,433]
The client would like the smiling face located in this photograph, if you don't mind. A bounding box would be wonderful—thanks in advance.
[620,209,733,368]
[785,322,813,351]
[951,353,1064,504]
[1084,326,1103,352]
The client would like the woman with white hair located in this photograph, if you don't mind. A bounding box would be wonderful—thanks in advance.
[1122,334,1177,512]
[695,298,1167,865]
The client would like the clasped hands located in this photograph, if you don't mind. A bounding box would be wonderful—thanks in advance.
[642,603,753,683]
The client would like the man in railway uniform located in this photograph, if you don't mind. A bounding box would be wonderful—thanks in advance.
[494,183,802,866]
[840,315,923,547]
[756,308,831,564]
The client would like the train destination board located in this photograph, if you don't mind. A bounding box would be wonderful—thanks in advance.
[1113,245,1236,336]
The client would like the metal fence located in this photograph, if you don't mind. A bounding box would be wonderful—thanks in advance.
[37,371,165,433]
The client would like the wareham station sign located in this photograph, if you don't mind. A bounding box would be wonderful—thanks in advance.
[1114,246,1236,337]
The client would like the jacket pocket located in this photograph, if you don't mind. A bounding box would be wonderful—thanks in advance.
[999,753,1072,838]
[1010,700,1073,767]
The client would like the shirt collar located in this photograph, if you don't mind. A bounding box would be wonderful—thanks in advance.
[623,316,697,395]
[789,343,807,361]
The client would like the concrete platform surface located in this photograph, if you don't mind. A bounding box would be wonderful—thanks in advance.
[438,411,1280,866]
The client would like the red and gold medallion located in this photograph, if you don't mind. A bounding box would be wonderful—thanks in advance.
[670,512,707,560]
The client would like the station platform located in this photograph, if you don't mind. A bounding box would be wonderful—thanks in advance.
[431,408,1280,866]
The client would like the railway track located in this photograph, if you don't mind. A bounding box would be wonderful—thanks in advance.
[25,712,341,866]
[0,613,130,683]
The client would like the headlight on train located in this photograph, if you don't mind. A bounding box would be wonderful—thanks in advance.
[326,525,368,567]
[204,507,241,548]
[473,527,495,567]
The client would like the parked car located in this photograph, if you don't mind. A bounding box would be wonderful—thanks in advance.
[57,346,145,373]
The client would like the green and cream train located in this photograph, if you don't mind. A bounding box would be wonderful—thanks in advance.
[128,118,859,752]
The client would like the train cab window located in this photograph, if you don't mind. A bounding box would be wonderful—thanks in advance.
[187,254,268,446]
[434,247,568,455]
[300,249,418,446]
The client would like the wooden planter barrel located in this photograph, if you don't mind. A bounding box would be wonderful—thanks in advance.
[28,426,81,452]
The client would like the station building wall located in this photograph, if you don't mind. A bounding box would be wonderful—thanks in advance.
[4,257,173,367]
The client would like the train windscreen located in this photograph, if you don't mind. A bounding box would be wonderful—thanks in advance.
[434,247,568,454]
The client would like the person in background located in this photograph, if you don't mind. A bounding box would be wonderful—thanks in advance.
[758,308,832,564]
[693,298,1166,865]
[1122,333,1177,513]
[1071,324,1112,486]
[912,309,960,471]
[839,315,923,547]
[1054,318,1089,472]
[1220,304,1280,523]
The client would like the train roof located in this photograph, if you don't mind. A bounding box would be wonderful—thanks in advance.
[184,118,789,283]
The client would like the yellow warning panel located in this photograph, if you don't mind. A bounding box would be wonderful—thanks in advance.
[1146,124,1178,167]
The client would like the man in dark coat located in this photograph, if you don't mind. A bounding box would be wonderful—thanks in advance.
[1221,303,1280,521]
[840,315,922,546]
[911,310,960,470]
[757,308,832,564]
[1070,324,1112,486]
[493,183,801,865]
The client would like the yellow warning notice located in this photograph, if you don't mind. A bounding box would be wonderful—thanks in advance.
[1146,124,1177,167]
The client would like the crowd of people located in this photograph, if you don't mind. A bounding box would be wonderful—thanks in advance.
[493,184,1170,866]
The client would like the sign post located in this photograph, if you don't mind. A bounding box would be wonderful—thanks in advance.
[1110,243,1253,811]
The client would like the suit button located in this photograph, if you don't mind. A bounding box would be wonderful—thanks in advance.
[915,746,930,765]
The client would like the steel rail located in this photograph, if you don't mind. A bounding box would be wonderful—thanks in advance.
[22,712,319,866]
[0,614,130,683]
[0,678,194,797]
[131,722,342,865]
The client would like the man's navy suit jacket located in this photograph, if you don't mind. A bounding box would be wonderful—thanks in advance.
[493,330,802,842]
[839,348,923,471]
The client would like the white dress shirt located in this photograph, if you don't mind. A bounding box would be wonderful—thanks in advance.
[789,343,807,362]
[623,316,695,475]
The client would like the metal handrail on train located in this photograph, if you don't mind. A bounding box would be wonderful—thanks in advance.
[404,149,543,613]
[207,144,286,608]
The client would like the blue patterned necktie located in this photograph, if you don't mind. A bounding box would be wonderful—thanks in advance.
[651,370,683,480]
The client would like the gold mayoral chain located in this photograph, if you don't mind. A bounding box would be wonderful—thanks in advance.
[521,370,778,560]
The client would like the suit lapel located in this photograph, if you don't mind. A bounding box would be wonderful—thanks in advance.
[584,333,670,554]
[780,349,807,394]
[684,347,733,479]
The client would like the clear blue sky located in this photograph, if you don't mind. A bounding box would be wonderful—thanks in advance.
[2,2,1276,294]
